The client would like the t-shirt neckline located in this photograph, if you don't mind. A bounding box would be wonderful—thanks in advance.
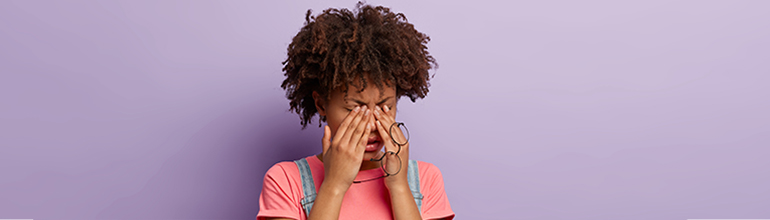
[307,154,387,180]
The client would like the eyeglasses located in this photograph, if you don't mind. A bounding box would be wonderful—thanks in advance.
[353,122,410,183]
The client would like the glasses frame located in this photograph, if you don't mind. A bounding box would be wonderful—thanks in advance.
[352,122,409,183]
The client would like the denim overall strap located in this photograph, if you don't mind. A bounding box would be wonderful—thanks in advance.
[407,159,423,212]
[294,158,317,217]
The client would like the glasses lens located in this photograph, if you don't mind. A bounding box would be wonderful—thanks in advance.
[380,153,402,176]
[389,122,409,146]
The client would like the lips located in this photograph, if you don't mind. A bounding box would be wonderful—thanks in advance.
[365,136,383,152]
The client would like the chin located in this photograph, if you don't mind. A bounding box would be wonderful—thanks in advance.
[363,151,382,161]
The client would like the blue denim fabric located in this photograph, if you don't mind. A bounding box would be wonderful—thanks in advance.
[407,159,424,213]
[294,158,317,215]
[294,158,423,217]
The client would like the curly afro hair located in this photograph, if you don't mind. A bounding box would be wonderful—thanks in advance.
[281,2,437,128]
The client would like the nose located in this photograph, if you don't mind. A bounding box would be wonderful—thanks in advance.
[369,116,378,133]
[366,104,379,132]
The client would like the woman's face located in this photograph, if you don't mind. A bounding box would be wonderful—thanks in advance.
[314,78,397,161]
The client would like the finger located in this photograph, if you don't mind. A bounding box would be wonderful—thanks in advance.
[321,125,331,155]
[375,120,398,153]
[334,106,361,141]
[348,107,371,147]
[390,122,406,145]
[356,115,373,152]
[374,106,394,127]
[384,105,395,117]
[375,106,403,142]
[339,105,367,145]
[334,106,361,140]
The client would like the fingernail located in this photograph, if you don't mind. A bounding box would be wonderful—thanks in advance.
[354,106,360,112]
[365,109,370,115]
[374,108,380,116]
[384,105,390,112]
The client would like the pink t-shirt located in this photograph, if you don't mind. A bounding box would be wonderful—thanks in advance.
[257,155,454,220]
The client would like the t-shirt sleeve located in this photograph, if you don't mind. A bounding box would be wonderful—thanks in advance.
[419,162,455,220]
[257,162,303,220]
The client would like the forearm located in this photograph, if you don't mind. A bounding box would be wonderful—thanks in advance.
[389,184,422,220]
[307,182,347,220]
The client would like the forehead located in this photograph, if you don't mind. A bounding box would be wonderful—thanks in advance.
[330,79,395,101]
[341,84,394,99]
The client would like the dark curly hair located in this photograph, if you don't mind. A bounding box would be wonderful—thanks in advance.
[281,2,437,128]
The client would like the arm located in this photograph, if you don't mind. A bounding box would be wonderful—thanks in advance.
[261,106,372,220]
[304,177,348,220]
[374,105,422,220]
[388,182,422,220]
[308,106,373,220]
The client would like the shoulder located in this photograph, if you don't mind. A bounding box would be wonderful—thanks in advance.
[258,160,305,219]
[259,159,308,205]
[414,160,446,186]
[413,160,455,219]
[415,160,443,177]
[262,160,303,190]
[265,161,300,179]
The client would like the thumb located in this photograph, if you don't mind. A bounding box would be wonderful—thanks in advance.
[322,125,331,155]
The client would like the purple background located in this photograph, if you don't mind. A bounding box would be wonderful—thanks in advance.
[1,0,769,219]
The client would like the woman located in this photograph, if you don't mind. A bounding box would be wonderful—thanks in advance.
[257,3,454,220]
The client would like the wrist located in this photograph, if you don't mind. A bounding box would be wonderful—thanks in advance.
[319,179,350,196]
[385,178,410,192]
[386,183,414,201]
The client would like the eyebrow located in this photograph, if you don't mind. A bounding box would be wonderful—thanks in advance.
[346,96,393,105]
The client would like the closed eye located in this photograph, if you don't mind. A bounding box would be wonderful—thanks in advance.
[347,97,394,108]
[344,105,361,112]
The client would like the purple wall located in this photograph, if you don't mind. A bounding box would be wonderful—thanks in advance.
[1,0,769,219]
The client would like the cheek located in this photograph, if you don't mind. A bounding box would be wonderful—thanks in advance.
[325,112,347,136]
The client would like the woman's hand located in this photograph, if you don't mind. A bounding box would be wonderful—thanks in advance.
[374,105,422,220]
[321,105,373,192]
[309,106,373,220]
[373,105,410,190]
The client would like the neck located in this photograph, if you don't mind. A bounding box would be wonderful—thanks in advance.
[316,154,382,171]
